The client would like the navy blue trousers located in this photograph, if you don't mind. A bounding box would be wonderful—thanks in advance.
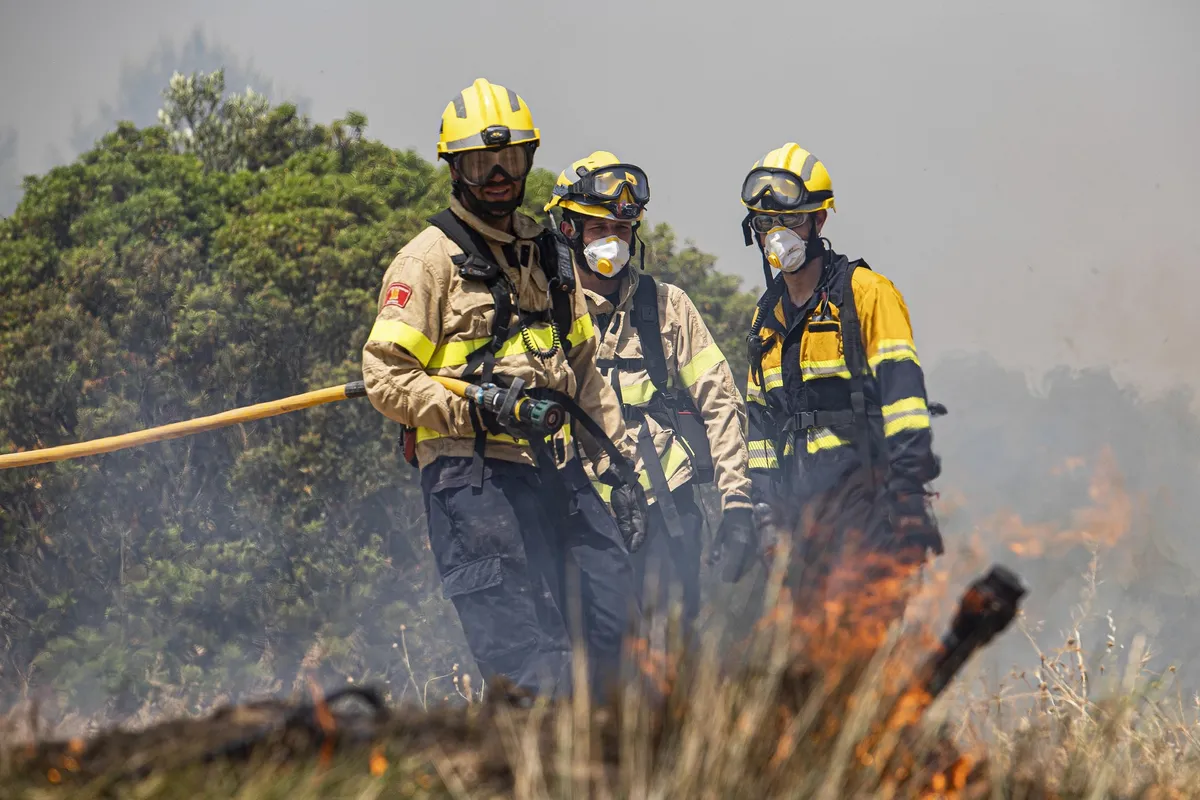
[631,482,704,631]
[422,456,637,700]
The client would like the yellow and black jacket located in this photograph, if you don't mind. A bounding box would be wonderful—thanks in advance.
[745,251,940,504]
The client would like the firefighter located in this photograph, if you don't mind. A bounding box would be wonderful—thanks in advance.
[544,151,755,632]
[721,142,943,611]
[361,79,649,700]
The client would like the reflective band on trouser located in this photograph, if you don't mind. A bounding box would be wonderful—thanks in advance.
[747,439,778,470]
[594,438,691,503]
[367,319,436,366]
[882,396,932,436]
[678,342,726,388]
[423,315,595,369]
[868,339,921,370]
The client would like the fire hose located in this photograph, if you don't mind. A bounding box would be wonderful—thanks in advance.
[0,376,565,470]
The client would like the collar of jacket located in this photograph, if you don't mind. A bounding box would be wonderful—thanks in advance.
[448,196,544,245]
[756,250,849,336]
[579,261,643,316]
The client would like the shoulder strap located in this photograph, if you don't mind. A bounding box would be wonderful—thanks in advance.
[427,208,515,488]
[533,230,577,358]
[746,275,784,393]
[836,258,871,379]
[631,274,669,391]
[835,257,877,491]
[428,209,501,277]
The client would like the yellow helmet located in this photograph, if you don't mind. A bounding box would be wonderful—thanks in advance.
[436,78,540,157]
[544,151,650,222]
[740,143,836,214]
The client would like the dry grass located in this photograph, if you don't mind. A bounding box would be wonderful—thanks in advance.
[6,546,1200,800]
[6,450,1200,800]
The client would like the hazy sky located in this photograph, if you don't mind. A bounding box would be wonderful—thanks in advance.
[3,0,1198,396]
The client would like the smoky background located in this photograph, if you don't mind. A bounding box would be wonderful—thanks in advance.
[2,0,1198,722]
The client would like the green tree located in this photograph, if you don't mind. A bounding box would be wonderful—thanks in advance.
[0,70,760,721]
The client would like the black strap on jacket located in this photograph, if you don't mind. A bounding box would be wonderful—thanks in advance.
[428,209,519,488]
[748,257,880,489]
[425,208,634,490]
[630,275,669,391]
[746,275,784,395]
[831,258,878,492]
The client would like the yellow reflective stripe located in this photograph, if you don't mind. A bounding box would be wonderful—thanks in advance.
[869,339,921,369]
[620,377,658,406]
[367,319,436,367]
[882,396,931,436]
[415,424,574,448]
[592,438,691,502]
[427,324,561,369]
[763,366,783,391]
[800,358,851,379]
[748,439,777,469]
[678,342,725,388]
[807,427,849,454]
[427,337,489,369]
[746,383,766,404]
[660,438,690,482]
[568,313,594,347]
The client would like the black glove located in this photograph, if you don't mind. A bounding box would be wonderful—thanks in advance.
[713,506,756,584]
[602,467,649,553]
[889,488,944,561]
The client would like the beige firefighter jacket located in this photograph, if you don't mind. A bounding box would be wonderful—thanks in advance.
[361,197,635,476]
[581,265,753,514]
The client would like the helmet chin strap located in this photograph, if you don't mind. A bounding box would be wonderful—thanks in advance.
[806,225,828,264]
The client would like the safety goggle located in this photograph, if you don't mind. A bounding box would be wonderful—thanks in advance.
[741,167,814,212]
[564,164,650,207]
[748,212,814,233]
[455,144,534,186]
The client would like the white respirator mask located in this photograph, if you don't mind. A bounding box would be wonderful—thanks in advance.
[763,226,808,273]
[583,235,631,277]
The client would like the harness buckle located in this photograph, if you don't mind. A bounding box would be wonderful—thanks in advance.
[453,253,499,282]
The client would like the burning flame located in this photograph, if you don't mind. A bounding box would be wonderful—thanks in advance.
[306,675,337,769]
[626,635,677,698]
[976,445,1137,558]
[369,745,388,777]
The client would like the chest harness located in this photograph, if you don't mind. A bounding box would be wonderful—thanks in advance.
[412,209,636,498]
[593,275,716,538]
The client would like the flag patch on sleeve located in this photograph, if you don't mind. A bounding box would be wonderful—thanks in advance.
[383,282,412,308]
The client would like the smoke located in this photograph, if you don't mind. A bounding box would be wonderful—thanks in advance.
[0,128,18,218]
[67,28,306,158]
[924,354,1200,689]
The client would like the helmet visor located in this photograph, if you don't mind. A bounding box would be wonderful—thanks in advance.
[456,144,533,186]
[554,164,650,220]
[581,164,651,205]
[741,168,809,212]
